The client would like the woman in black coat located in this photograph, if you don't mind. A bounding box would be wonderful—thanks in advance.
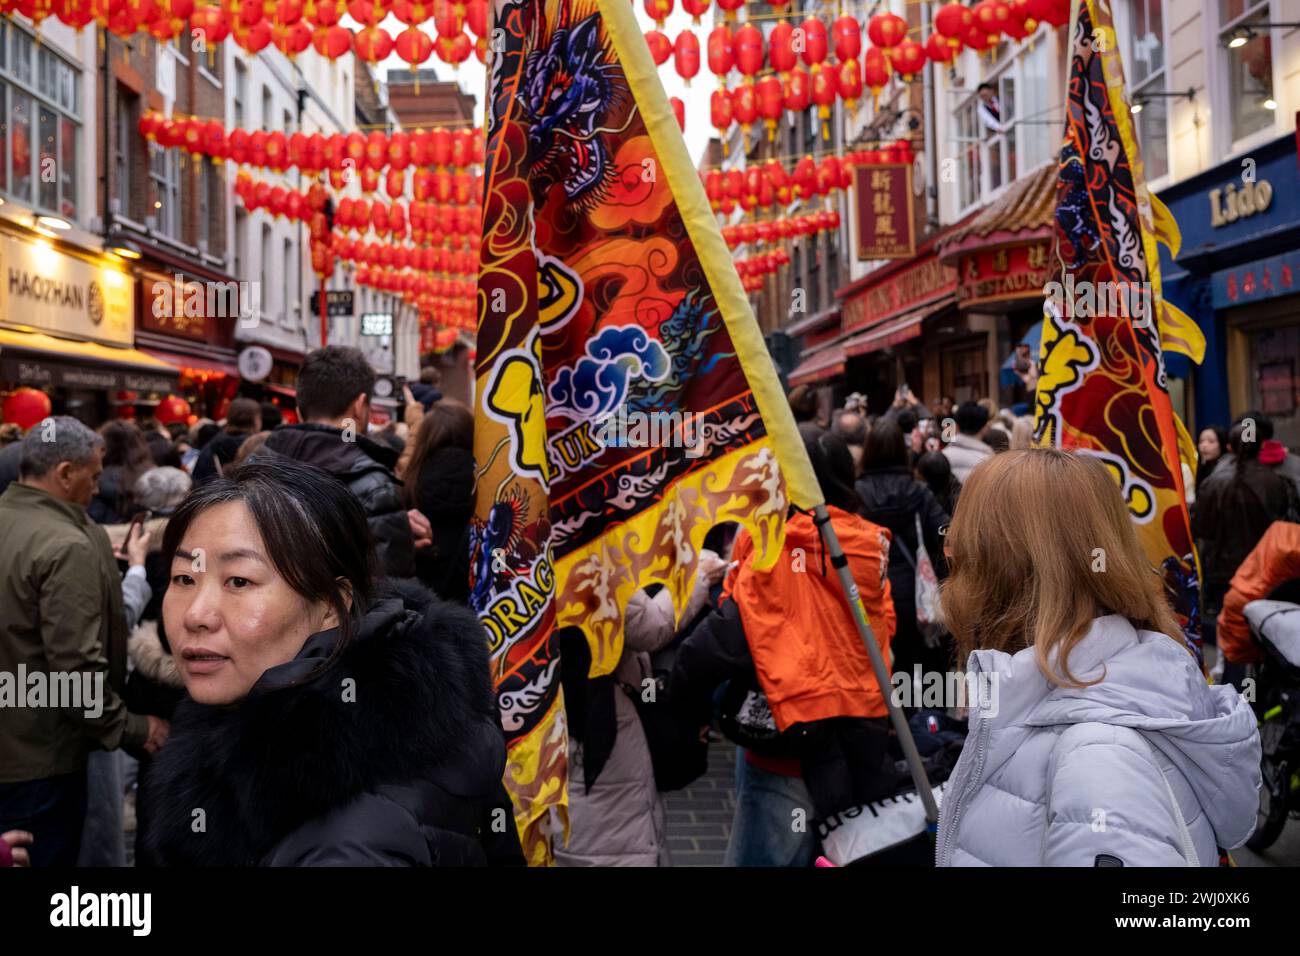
[142,457,522,866]
[404,400,476,603]
[854,420,952,682]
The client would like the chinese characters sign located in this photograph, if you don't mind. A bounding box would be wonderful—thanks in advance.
[955,241,1052,308]
[854,163,915,260]
[1211,249,1300,309]
[842,253,956,331]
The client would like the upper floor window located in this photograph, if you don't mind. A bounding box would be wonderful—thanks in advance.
[149,142,181,239]
[234,60,247,128]
[1220,0,1275,143]
[0,22,81,221]
[1124,0,1169,180]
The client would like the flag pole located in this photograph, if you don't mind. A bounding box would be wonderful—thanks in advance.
[813,506,939,823]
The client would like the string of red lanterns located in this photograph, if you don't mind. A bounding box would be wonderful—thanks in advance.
[701,142,913,214]
[721,209,841,250]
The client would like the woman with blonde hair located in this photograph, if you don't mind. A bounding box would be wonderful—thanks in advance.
[936,449,1260,866]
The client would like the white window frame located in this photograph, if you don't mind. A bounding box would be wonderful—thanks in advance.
[1118,0,1172,188]
[1213,0,1282,159]
[149,143,181,239]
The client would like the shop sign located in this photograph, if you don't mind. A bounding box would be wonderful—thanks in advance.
[0,355,174,393]
[956,241,1052,308]
[311,290,355,317]
[1211,248,1300,309]
[0,233,134,347]
[854,163,916,260]
[140,273,215,341]
[1208,179,1273,228]
[843,254,956,331]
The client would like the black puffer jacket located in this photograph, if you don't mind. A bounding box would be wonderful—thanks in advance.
[262,423,415,578]
[191,429,254,484]
[411,446,474,603]
[141,579,524,866]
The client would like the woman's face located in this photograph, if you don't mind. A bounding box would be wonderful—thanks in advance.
[1198,429,1222,462]
[163,501,337,706]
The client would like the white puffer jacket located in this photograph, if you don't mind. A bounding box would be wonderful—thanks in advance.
[936,615,1261,866]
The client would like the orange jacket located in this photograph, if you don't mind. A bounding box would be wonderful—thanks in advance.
[723,506,897,727]
[1217,521,1300,664]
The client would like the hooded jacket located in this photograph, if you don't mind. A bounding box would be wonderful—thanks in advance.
[1218,520,1300,665]
[936,615,1261,866]
[141,579,523,866]
[263,423,415,579]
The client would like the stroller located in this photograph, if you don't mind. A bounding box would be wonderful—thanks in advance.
[1243,598,1300,850]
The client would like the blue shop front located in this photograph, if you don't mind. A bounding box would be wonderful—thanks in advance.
[1159,132,1300,451]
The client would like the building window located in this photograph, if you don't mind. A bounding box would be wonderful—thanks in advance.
[1220,0,1275,143]
[0,23,80,220]
[1017,39,1053,173]
[261,223,273,319]
[198,158,212,251]
[261,86,272,130]
[282,237,294,326]
[149,142,180,238]
[115,89,135,216]
[233,207,247,281]
[954,97,983,211]
[1124,0,1169,180]
[234,60,247,128]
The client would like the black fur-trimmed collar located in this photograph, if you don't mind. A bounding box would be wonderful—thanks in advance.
[142,579,500,866]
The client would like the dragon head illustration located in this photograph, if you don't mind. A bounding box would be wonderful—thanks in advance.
[522,12,620,204]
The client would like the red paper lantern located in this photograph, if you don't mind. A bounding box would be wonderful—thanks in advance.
[189,4,229,44]
[203,118,227,160]
[731,82,757,137]
[353,24,393,62]
[863,45,890,101]
[733,23,763,78]
[709,87,733,136]
[783,66,810,112]
[669,96,685,132]
[768,19,795,75]
[707,25,733,77]
[138,110,161,141]
[642,0,670,29]
[974,0,1012,40]
[892,38,926,80]
[681,0,707,23]
[2,387,52,431]
[674,30,700,85]
[645,29,672,66]
[714,0,741,19]
[963,22,992,52]
[155,394,192,426]
[465,0,487,36]
[810,61,837,137]
[935,2,974,41]
[832,15,861,62]
[836,58,862,110]
[271,19,312,57]
[235,20,273,54]
[799,17,828,66]
[756,74,782,140]
[867,12,907,48]
[925,32,957,64]
[395,24,434,66]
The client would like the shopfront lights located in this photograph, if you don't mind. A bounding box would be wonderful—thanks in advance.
[1264,97,1278,110]
[1130,100,1143,114]
[1227,27,1253,48]
[106,234,143,260]
[36,215,71,230]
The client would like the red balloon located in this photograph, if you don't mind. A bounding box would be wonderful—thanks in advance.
[2,387,52,431]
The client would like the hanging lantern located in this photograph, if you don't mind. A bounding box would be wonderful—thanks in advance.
[182,116,204,154]
[271,19,312,57]
[361,167,381,193]
[756,74,782,141]
[395,24,434,69]
[792,155,816,199]
[228,127,251,164]
[391,0,431,23]
[681,0,707,24]
[709,87,733,138]
[138,110,162,141]
[430,127,453,167]
[832,15,861,62]
[809,61,837,139]
[975,0,1012,41]
[731,82,757,144]
[264,130,288,170]
[714,0,741,19]
[189,4,230,44]
[836,57,862,112]
[642,0,670,30]
[465,0,487,36]
[892,38,926,80]
[764,159,790,205]
[733,23,764,80]
[799,17,828,66]
[1008,0,1038,37]
[768,19,795,76]
[385,167,406,199]
[934,2,974,44]
[365,130,387,170]
[863,45,890,105]
[963,22,992,52]
[235,19,273,53]
[3,388,53,431]
[776,67,808,117]
[203,118,227,161]
[353,24,394,62]
[645,29,672,66]
[674,30,700,86]
[924,32,958,64]
[866,12,907,48]
[669,96,685,133]
[707,25,733,78]
[306,0,343,26]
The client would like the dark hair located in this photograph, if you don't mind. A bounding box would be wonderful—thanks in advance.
[162,457,378,655]
[1199,425,1227,463]
[296,346,376,422]
[977,82,996,93]
[864,418,908,469]
[831,409,868,446]
[403,400,474,507]
[954,400,989,435]
[984,426,1011,453]
[1233,409,1274,442]
[259,401,283,432]
[225,397,261,433]
[98,420,154,510]
[915,449,953,487]
[799,422,859,512]
[420,365,442,387]
[788,385,819,423]
[896,408,919,435]
[195,422,221,449]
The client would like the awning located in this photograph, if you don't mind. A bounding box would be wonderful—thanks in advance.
[787,344,846,387]
[0,326,180,393]
[140,347,240,378]
[844,296,953,357]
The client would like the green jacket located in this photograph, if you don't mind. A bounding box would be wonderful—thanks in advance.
[0,482,148,782]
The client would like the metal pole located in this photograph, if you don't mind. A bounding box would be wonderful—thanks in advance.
[811,504,939,823]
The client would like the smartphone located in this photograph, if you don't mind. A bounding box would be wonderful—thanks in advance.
[116,511,151,560]
[900,383,912,399]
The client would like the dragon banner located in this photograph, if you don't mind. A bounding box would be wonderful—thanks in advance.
[1036,0,1207,657]
[471,0,823,863]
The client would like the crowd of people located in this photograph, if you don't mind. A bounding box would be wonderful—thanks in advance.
[0,362,1293,868]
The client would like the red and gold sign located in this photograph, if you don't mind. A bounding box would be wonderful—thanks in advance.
[854,162,914,260]
[954,240,1052,308]
[842,253,957,331]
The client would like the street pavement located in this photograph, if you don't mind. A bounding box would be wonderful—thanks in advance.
[664,742,736,867]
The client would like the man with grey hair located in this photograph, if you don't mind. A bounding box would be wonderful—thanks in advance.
[0,416,167,867]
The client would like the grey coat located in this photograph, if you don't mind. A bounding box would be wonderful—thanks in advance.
[937,615,1261,866]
